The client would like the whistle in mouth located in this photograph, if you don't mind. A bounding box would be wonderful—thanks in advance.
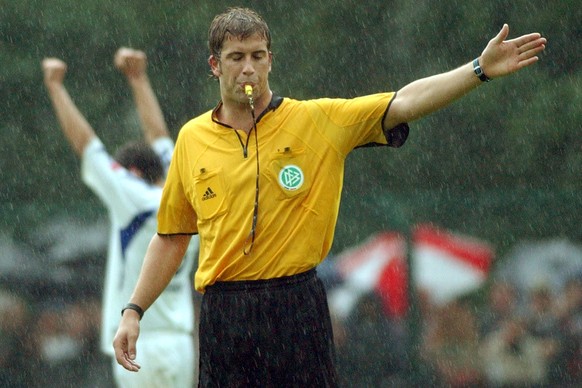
[245,84,253,97]
[244,84,254,110]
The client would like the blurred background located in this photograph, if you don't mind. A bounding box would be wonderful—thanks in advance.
[1,0,581,386]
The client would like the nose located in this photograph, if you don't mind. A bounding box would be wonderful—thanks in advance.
[242,58,255,75]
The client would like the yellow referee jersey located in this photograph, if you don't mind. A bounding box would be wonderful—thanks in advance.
[159,92,396,292]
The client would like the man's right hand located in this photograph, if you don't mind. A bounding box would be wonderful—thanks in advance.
[112,310,142,372]
[41,58,67,87]
[114,47,147,79]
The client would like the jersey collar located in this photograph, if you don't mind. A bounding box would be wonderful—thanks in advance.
[212,94,284,127]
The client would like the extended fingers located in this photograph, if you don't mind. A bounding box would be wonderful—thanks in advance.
[516,56,540,70]
[514,37,546,67]
[515,39,546,69]
[511,33,545,50]
[482,25,546,76]
[519,42,546,61]
[518,37,547,54]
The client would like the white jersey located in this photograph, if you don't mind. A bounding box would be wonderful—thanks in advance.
[81,137,197,356]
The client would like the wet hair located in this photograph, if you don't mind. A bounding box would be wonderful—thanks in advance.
[114,140,164,185]
[208,7,271,60]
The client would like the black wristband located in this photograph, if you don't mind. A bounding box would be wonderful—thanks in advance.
[121,303,144,320]
[472,58,491,82]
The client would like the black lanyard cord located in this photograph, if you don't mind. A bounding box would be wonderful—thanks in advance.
[243,107,259,256]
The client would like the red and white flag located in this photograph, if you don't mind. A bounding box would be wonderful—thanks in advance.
[327,224,495,319]
[328,232,408,319]
[412,224,494,305]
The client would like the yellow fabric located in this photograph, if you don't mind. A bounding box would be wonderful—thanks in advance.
[159,92,396,292]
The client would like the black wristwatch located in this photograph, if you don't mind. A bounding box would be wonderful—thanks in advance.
[121,303,144,320]
[473,58,491,82]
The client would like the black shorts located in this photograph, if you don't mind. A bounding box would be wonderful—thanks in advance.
[198,269,339,388]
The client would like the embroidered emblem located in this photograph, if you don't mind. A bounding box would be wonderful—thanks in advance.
[278,165,304,191]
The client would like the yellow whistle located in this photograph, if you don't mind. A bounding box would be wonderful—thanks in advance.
[245,84,253,97]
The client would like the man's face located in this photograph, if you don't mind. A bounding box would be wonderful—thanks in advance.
[209,33,272,105]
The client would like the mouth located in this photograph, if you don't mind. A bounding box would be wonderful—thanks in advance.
[244,84,254,97]
[241,82,255,91]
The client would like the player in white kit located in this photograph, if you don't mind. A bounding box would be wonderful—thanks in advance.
[42,48,198,388]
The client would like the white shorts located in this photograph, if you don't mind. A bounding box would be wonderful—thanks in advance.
[113,332,197,388]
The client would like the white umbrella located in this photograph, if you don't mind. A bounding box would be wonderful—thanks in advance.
[494,239,582,295]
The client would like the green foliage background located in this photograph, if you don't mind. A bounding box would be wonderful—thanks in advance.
[1,0,581,259]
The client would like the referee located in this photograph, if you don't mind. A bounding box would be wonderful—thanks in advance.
[114,6,546,387]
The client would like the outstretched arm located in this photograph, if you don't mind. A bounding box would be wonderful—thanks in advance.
[113,233,191,372]
[42,58,97,156]
[385,24,547,129]
[114,47,169,144]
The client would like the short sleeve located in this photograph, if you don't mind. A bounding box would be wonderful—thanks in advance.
[157,133,198,234]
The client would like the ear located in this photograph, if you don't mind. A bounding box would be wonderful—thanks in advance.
[208,55,221,77]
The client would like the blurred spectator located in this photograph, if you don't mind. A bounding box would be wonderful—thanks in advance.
[330,310,348,350]
[479,280,519,337]
[62,298,113,386]
[526,283,560,339]
[413,288,443,386]
[0,289,31,387]
[420,298,485,387]
[336,292,409,387]
[25,298,113,387]
[523,283,563,384]
[33,302,84,384]
[552,274,582,386]
[481,315,558,387]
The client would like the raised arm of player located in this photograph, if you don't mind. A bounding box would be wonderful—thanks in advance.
[42,58,97,156]
[114,47,170,144]
[385,24,547,129]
